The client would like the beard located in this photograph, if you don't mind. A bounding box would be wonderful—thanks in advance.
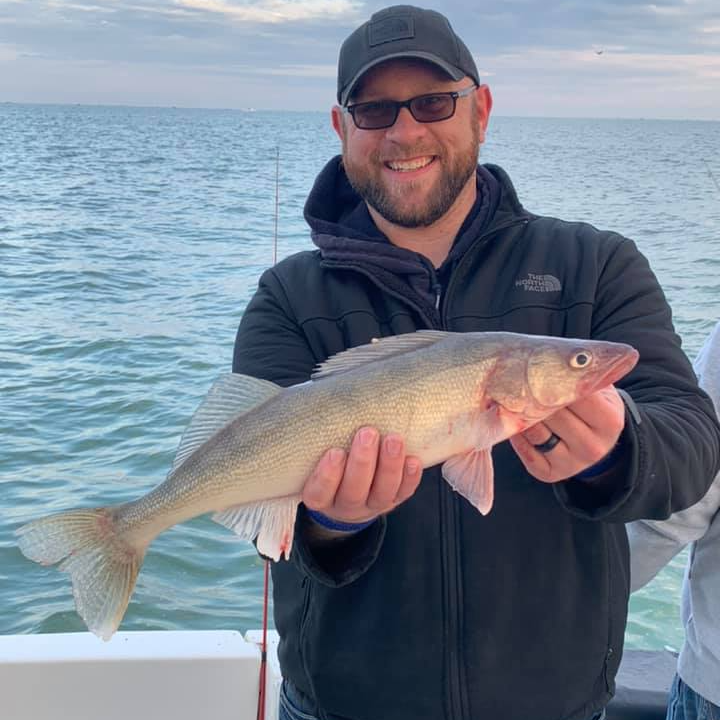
[342,126,481,228]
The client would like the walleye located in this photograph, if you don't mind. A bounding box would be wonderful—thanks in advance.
[17,330,638,640]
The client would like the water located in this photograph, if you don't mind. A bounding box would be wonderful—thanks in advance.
[1,105,719,651]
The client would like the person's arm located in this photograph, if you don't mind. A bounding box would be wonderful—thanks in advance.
[627,473,720,591]
[627,320,720,589]
[520,236,720,521]
[233,264,420,586]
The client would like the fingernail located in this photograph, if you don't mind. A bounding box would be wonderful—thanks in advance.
[329,448,345,466]
[386,435,402,457]
[359,427,377,447]
[406,459,420,475]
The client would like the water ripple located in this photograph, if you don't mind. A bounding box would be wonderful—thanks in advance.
[1,106,718,646]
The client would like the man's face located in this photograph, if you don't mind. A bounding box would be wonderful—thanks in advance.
[332,59,492,228]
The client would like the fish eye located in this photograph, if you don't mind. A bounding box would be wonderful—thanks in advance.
[570,351,592,369]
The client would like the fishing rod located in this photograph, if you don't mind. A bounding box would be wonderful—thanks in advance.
[273,146,279,265]
[703,158,720,194]
[257,145,280,720]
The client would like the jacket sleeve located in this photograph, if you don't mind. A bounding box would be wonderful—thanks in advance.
[626,473,720,591]
[233,265,386,586]
[626,321,720,589]
[554,238,720,522]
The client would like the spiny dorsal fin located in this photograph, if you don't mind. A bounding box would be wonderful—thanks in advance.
[312,330,452,380]
[172,373,281,471]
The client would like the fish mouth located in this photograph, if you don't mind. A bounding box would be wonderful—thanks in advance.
[582,342,639,394]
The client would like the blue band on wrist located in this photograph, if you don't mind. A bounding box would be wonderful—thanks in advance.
[306,509,376,533]
[575,442,623,480]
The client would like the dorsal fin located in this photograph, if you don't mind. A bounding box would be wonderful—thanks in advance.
[312,330,452,380]
[171,373,281,472]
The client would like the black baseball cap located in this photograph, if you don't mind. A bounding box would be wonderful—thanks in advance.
[337,5,480,106]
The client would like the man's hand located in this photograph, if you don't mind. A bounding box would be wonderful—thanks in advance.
[510,386,626,483]
[302,427,423,525]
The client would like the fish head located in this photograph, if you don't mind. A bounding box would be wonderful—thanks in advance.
[484,335,639,421]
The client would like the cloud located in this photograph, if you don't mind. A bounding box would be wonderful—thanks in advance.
[0,41,17,61]
[0,0,718,118]
[177,0,362,24]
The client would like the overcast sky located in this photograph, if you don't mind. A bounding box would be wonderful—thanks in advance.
[1,0,718,119]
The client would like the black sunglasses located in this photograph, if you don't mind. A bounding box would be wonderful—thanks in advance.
[344,85,477,130]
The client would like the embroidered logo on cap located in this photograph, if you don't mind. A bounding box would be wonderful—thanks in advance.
[369,16,415,46]
[515,273,562,293]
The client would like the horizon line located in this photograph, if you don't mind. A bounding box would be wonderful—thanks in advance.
[1,100,719,123]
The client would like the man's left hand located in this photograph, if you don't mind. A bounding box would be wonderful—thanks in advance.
[509,386,626,483]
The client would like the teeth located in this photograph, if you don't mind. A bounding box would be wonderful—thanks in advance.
[387,157,433,171]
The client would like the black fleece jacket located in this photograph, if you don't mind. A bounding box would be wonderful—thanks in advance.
[233,157,720,720]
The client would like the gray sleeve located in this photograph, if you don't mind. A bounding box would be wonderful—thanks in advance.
[627,322,720,591]
[627,473,720,591]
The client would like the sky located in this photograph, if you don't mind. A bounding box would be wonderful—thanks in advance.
[0,0,719,119]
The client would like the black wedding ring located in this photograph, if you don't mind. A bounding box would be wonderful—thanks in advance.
[534,433,561,454]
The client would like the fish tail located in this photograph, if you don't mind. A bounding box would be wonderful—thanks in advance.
[16,507,145,641]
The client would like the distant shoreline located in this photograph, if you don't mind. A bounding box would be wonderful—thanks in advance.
[1,100,718,123]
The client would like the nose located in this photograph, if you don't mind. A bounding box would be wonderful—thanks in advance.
[384,105,427,142]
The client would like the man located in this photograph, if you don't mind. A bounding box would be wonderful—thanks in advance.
[233,6,720,720]
[628,322,720,720]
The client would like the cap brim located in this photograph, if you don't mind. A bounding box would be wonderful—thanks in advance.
[339,52,466,105]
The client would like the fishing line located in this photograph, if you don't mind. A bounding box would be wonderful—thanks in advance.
[256,559,270,720]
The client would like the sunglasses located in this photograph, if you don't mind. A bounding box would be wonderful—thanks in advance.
[344,85,477,130]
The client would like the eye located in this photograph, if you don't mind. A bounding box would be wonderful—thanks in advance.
[413,93,451,116]
[570,351,592,369]
[357,100,393,119]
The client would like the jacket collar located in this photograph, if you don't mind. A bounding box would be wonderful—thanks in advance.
[303,156,528,277]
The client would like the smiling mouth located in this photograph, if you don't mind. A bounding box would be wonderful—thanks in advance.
[385,156,436,172]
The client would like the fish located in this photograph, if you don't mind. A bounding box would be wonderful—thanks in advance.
[16,330,639,640]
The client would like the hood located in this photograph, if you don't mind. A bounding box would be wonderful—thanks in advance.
[303,156,515,277]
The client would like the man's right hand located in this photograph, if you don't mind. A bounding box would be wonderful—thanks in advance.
[302,426,423,531]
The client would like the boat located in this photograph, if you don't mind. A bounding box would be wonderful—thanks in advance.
[0,629,676,719]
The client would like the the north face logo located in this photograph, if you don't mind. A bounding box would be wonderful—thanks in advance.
[515,273,562,292]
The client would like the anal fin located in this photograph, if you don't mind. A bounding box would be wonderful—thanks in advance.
[212,495,301,561]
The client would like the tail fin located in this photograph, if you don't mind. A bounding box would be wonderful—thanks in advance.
[16,508,144,641]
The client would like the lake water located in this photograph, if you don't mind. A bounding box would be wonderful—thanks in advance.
[1,104,719,652]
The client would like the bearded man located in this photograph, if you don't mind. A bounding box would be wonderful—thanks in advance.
[233,6,720,720]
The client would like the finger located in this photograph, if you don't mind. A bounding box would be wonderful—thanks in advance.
[302,447,347,510]
[522,421,554,448]
[334,426,380,508]
[394,456,423,505]
[365,434,406,512]
[567,387,625,433]
[545,406,618,464]
[509,434,558,483]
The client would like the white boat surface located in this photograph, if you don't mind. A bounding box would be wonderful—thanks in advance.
[0,629,676,720]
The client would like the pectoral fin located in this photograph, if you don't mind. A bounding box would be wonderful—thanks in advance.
[442,449,495,515]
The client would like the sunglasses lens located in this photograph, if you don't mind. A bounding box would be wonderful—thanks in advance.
[410,94,455,122]
[353,101,397,130]
[349,92,460,129]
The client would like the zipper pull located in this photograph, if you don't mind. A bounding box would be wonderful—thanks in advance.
[434,283,442,311]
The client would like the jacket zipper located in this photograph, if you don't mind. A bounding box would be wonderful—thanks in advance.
[298,575,314,688]
[440,218,530,322]
[438,216,528,720]
[323,214,530,720]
